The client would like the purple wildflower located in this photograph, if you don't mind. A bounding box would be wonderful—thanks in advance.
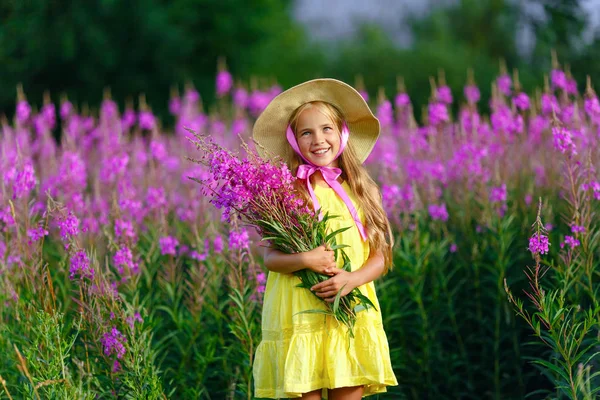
[27,226,49,244]
[100,154,129,183]
[159,236,179,256]
[69,250,94,280]
[101,326,127,359]
[138,110,156,130]
[114,219,136,240]
[497,74,512,96]
[100,99,118,120]
[551,69,567,90]
[229,229,250,250]
[233,87,249,109]
[590,181,600,200]
[189,250,207,261]
[436,86,453,104]
[185,88,200,104]
[121,109,137,130]
[552,126,577,155]
[571,225,585,234]
[169,96,181,115]
[57,211,80,241]
[112,360,121,373]
[113,246,137,274]
[248,90,271,117]
[146,187,167,210]
[464,85,480,103]
[528,233,550,255]
[562,235,580,249]
[126,312,143,329]
[586,96,600,116]
[213,235,224,253]
[257,272,266,293]
[16,100,31,124]
[377,100,393,127]
[428,102,449,125]
[428,203,449,222]
[12,162,37,199]
[490,184,507,203]
[512,92,530,111]
[60,101,73,119]
[567,78,578,95]
[149,140,167,161]
[41,103,56,129]
[541,93,559,115]
[395,93,410,108]
[216,70,233,97]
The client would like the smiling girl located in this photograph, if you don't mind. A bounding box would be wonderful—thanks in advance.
[252,79,397,399]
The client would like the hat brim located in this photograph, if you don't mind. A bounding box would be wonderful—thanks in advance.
[252,78,380,164]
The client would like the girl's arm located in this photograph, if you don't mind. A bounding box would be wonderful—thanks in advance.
[309,250,385,302]
[349,250,385,286]
[263,245,338,275]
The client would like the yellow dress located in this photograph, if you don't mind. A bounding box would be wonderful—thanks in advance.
[253,182,398,398]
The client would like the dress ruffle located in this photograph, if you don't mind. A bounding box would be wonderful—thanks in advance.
[254,312,397,398]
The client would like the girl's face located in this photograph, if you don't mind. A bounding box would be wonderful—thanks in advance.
[294,107,341,168]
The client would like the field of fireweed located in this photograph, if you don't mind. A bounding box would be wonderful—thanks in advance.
[1,59,599,400]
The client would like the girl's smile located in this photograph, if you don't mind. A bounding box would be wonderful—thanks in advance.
[295,107,341,168]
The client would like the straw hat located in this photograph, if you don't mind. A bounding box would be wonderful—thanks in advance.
[252,78,380,163]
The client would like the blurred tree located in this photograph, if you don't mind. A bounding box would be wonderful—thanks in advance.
[528,0,587,66]
[0,0,320,121]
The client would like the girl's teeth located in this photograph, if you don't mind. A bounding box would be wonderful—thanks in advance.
[314,149,329,154]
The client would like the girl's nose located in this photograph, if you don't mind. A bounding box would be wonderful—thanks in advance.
[312,130,325,144]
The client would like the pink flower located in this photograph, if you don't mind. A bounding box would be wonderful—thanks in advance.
[229,229,250,250]
[512,92,530,111]
[436,86,453,104]
[528,233,550,255]
[101,327,127,359]
[216,70,233,97]
[497,74,512,96]
[395,93,410,108]
[70,250,94,280]
[16,100,31,124]
[490,184,507,203]
[233,87,249,109]
[428,203,449,222]
[464,85,480,103]
[138,110,156,130]
[552,126,577,155]
[159,236,179,256]
[561,235,580,249]
[428,102,449,126]
[551,69,567,90]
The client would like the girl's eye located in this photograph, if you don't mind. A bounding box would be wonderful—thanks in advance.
[323,127,332,131]
[301,131,311,136]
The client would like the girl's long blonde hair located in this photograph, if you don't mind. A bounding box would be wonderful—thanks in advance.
[287,101,394,273]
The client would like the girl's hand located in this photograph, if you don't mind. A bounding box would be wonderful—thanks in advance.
[304,245,337,276]
[310,269,359,302]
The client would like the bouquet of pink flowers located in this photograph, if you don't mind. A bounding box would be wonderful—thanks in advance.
[187,131,376,336]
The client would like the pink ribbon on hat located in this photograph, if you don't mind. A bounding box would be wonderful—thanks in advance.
[286,124,367,241]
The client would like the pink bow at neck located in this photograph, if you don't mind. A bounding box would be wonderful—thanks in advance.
[286,125,367,242]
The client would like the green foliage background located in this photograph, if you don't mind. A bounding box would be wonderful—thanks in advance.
[2,0,600,121]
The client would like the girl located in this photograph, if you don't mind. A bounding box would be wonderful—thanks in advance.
[252,78,397,399]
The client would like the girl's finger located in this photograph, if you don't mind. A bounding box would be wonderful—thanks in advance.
[316,290,338,298]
